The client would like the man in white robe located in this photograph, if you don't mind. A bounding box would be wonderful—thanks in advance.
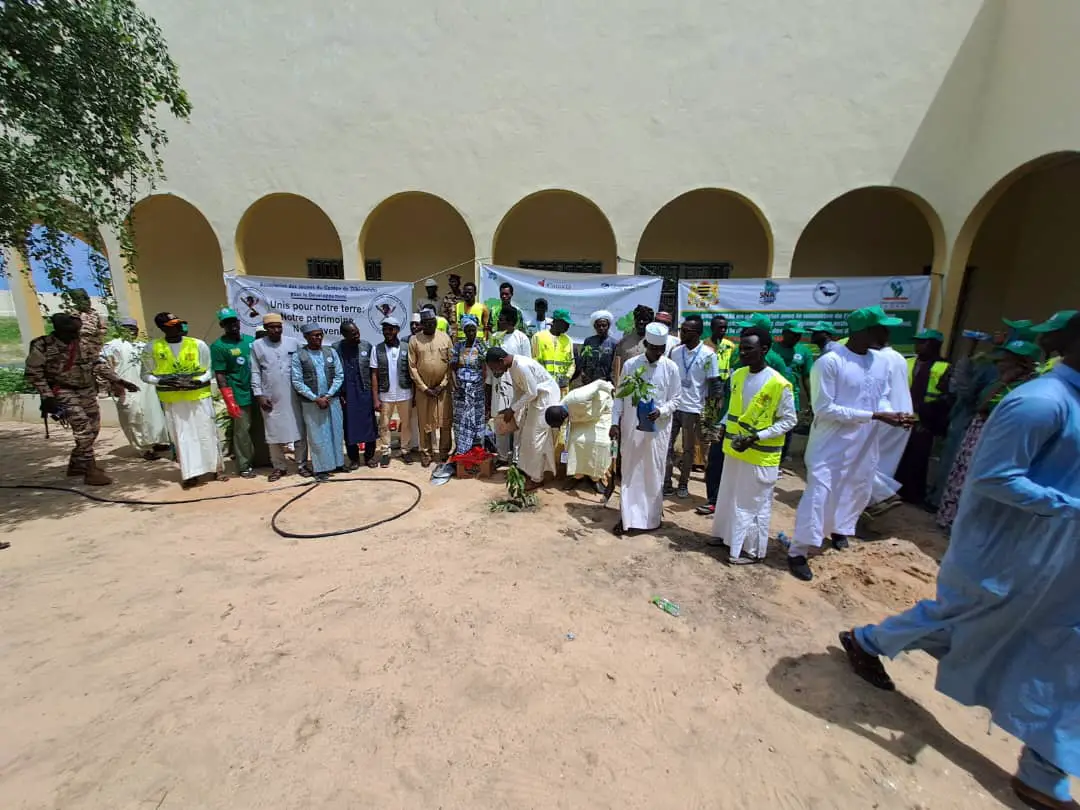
[141,312,224,488]
[250,312,306,480]
[544,378,614,492]
[487,347,561,489]
[709,327,797,563]
[102,317,169,458]
[488,306,532,465]
[789,307,915,581]
[866,339,914,515]
[610,323,681,535]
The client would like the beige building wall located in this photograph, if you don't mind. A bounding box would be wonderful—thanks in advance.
[361,193,475,284]
[791,189,935,279]
[130,195,226,343]
[236,194,342,278]
[492,192,617,274]
[635,190,771,278]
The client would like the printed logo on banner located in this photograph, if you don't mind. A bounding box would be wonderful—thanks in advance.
[537,279,572,290]
[759,279,780,306]
[232,285,267,328]
[813,280,840,306]
[366,293,408,332]
[880,278,910,308]
[687,282,721,309]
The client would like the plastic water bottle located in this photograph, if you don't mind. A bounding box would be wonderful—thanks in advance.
[777,531,791,550]
[651,596,680,617]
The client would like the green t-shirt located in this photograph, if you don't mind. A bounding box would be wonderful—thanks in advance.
[773,342,815,412]
[211,335,255,405]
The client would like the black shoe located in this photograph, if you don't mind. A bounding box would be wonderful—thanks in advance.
[401,451,415,465]
[788,555,813,581]
[380,454,390,468]
[831,534,850,551]
[315,472,330,482]
[662,485,676,496]
[695,503,716,516]
[838,630,895,691]
[239,469,256,479]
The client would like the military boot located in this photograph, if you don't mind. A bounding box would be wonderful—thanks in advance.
[83,463,113,487]
[67,458,89,477]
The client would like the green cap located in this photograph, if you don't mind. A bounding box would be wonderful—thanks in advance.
[914,328,944,341]
[780,319,806,335]
[806,321,834,334]
[1031,310,1078,333]
[729,319,751,329]
[551,308,573,325]
[847,306,903,333]
[1002,318,1035,330]
[998,339,1042,358]
[217,307,239,322]
[738,313,773,331]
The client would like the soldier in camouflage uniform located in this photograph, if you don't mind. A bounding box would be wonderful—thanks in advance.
[25,313,138,485]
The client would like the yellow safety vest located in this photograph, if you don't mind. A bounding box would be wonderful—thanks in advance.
[454,301,487,340]
[906,358,949,402]
[709,337,737,380]
[722,367,791,467]
[150,337,212,404]
[533,330,574,388]
[1039,355,1061,375]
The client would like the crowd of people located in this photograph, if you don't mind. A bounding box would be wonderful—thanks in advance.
[18,279,1080,807]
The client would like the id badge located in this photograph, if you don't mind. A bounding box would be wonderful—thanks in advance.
[560,450,569,464]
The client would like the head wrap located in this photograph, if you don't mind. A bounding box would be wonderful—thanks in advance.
[119,317,138,328]
[655,312,673,325]
[262,313,283,325]
[644,323,669,346]
[300,322,322,335]
[591,309,613,326]
[419,305,438,319]
[460,314,479,328]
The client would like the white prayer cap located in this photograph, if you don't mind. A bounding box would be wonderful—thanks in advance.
[382,316,401,328]
[591,309,613,325]
[423,278,437,287]
[644,323,669,346]
[410,312,422,324]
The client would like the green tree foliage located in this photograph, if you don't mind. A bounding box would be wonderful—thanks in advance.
[0,0,190,310]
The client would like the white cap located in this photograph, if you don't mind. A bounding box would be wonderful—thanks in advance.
[381,316,401,328]
[410,313,421,324]
[591,309,613,325]
[644,323,669,346]
[423,278,437,287]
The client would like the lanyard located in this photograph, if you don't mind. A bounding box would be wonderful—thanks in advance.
[680,344,702,376]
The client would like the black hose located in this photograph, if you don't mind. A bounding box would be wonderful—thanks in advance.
[0,476,423,539]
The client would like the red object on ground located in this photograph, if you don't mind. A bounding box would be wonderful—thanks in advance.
[448,447,494,465]
[221,387,242,418]
[449,447,496,479]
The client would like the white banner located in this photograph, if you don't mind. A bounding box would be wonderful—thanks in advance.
[678,275,931,354]
[224,274,412,345]
[478,263,662,342]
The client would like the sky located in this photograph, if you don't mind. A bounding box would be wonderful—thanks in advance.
[0,225,110,295]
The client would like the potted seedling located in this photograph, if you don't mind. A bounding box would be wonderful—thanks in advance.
[615,366,657,432]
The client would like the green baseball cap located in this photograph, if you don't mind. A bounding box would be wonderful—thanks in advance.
[914,328,944,341]
[728,319,751,329]
[806,321,834,334]
[1031,310,1078,333]
[217,306,239,322]
[780,319,806,335]
[1002,318,1035,330]
[847,306,904,333]
[997,339,1042,358]
[737,313,774,331]
[551,308,573,325]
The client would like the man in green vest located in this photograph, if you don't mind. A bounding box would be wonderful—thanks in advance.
[706,326,797,564]
[894,327,950,505]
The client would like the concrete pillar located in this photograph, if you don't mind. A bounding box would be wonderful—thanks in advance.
[3,248,43,348]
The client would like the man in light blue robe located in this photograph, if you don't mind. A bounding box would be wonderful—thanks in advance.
[290,322,345,481]
[839,313,1080,809]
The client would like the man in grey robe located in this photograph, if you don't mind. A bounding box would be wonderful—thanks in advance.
[250,313,306,480]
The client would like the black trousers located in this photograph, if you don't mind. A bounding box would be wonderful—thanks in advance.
[705,441,726,505]
[346,442,377,463]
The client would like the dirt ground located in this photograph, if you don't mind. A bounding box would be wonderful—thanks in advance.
[0,422,1062,809]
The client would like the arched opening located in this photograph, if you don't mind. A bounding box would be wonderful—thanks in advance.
[942,153,1080,348]
[636,188,773,312]
[791,187,941,279]
[359,192,474,283]
[236,193,342,279]
[492,190,617,274]
[129,194,225,342]
[26,218,112,308]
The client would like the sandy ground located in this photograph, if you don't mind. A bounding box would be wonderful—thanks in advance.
[0,422,1062,809]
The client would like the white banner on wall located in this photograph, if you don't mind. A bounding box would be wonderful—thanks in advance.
[478,263,663,342]
[224,274,413,346]
[677,275,931,354]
